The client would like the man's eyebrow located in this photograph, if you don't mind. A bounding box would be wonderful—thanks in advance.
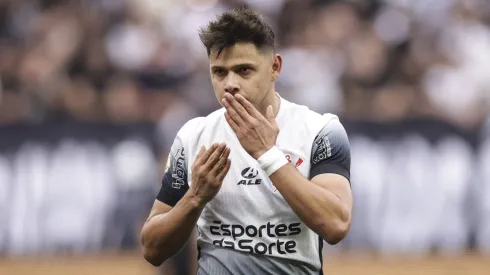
[210,63,256,70]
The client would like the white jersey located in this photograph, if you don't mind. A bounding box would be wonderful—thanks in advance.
[157,95,351,275]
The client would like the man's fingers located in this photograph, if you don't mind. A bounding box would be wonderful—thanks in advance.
[216,159,231,181]
[196,146,205,159]
[211,147,230,175]
[224,93,250,121]
[203,143,226,170]
[225,112,240,133]
[192,146,206,167]
[195,144,218,166]
[235,94,262,119]
[222,96,246,125]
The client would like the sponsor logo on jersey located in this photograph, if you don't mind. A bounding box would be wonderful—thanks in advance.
[210,220,302,255]
[171,147,186,189]
[241,167,259,179]
[237,167,262,185]
[312,134,331,164]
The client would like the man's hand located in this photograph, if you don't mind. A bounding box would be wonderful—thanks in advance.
[222,93,279,159]
[188,143,231,206]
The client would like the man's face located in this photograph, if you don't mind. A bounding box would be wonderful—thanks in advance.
[209,42,281,108]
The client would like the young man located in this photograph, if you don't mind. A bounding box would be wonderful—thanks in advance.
[141,7,352,275]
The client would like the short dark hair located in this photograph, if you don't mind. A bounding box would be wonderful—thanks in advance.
[199,7,275,57]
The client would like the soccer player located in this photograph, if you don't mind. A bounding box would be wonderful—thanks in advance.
[141,7,352,275]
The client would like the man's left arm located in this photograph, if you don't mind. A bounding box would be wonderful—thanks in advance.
[269,120,352,245]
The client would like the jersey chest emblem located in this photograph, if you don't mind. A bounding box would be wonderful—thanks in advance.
[271,154,304,193]
[285,154,304,168]
[237,167,263,186]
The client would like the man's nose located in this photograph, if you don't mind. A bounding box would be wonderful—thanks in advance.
[224,74,240,95]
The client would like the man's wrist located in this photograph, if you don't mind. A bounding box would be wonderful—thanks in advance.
[257,146,288,176]
[252,145,277,160]
[252,150,266,160]
[183,192,207,210]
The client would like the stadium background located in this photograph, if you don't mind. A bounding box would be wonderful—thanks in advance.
[1,0,490,274]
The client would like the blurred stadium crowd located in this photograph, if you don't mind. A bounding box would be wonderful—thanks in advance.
[1,0,490,265]
[1,0,490,129]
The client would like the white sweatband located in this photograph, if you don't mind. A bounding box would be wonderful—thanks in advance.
[257,146,288,176]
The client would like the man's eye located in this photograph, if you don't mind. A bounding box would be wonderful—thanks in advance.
[239,67,251,74]
[214,69,225,76]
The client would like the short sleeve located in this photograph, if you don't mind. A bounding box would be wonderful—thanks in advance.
[309,119,351,182]
[156,136,189,206]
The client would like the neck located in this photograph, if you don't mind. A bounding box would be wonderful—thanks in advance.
[258,89,281,118]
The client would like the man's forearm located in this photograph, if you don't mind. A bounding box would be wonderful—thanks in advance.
[141,194,203,266]
[269,164,350,244]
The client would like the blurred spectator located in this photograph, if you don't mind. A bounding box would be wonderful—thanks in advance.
[0,0,489,127]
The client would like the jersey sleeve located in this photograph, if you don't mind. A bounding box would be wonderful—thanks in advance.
[309,118,351,182]
[156,136,189,206]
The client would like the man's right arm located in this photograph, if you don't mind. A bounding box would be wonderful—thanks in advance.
[141,195,203,266]
[141,137,199,266]
[141,138,231,266]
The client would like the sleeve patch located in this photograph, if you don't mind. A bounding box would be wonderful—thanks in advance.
[156,137,189,206]
[309,119,351,181]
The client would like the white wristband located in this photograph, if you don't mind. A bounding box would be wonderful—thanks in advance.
[257,146,288,176]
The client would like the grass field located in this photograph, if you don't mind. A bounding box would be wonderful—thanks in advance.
[1,253,488,275]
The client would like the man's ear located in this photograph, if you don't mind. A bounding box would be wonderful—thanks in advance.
[271,54,282,82]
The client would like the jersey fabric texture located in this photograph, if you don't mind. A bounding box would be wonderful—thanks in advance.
[156,94,351,275]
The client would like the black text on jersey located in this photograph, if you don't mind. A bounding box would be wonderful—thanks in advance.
[237,167,262,185]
